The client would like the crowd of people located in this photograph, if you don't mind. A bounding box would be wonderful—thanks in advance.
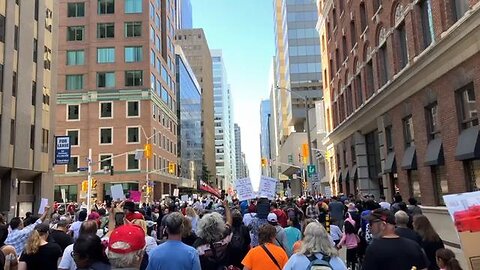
[0,192,464,270]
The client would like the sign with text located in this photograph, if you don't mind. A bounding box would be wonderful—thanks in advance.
[234,178,255,201]
[54,136,71,165]
[259,176,278,199]
[110,184,125,201]
[307,165,316,177]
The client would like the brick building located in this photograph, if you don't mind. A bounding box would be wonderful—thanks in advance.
[318,0,480,205]
[55,0,184,202]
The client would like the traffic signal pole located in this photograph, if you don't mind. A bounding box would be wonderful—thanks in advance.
[87,148,92,213]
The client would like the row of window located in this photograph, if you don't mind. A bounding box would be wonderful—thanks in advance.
[65,70,143,90]
[67,21,141,41]
[67,0,142,17]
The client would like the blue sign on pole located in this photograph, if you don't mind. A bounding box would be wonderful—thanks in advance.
[55,136,71,165]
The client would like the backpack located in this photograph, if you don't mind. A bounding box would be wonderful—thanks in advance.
[307,253,333,270]
[228,226,246,251]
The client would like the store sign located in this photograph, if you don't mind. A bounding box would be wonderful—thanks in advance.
[55,136,71,165]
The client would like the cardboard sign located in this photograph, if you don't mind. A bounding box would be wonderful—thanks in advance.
[61,189,67,203]
[192,194,198,199]
[173,188,179,197]
[259,176,278,199]
[129,190,141,202]
[38,198,48,214]
[111,184,125,201]
[181,195,189,202]
[234,178,255,201]
[444,191,480,270]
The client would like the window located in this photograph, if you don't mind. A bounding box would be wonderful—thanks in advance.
[426,103,439,140]
[97,48,115,63]
[97,23,114,38]
[12,72,16,97]
[67,104,80,120]
[396,22,408,70]
[67,26,85,41]
[0,15,5,42]
[30,125,35,149]
[366,60,374,97]
[0,64,4,92]
[350,21,357,48]
[150,26,155,42]
[385,125,394,152]
[45,9,53,32]
[419,0,434,48]
[41,128,49,152]
[10,120,15,145]
[127,127,140,143]
[125,0,142,13]
[66,50,85,65]
[354,75,363,107]
[66,75,83,90]
[360,3,367,32]
[125,46,142,62]
[67,156,79,173]
[127,154,139,170]
[408,170,421,201]
[149,2,155,19]
[68,2,85,17]
[67,130,80,146]
[100,128,113,144]
[403,116,415,147]
[342,36,348,61]
[127,101,139,117]
[32,81,37,105]
[44,46,52,70]
[125,70,143,86]
[98,0,115,14]
[14,25,18,50]
[34,0,39,20]
[33,38,38,62]
[99,154,112,170]
[432,166,448,205]
[97,72,115,88]
[452,0,469,22]
[335,49,340,72]
[100,102,113,118]
[378,44,389,86]
[456,83,478,129]
[373,0,382,13]
[125,22,141,37]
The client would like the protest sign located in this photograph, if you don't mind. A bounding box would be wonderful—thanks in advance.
[38,198,48,214]
[129,190,141,202]
[234,177,255,201]
[111,184,125,201]
[181,195,189,202]
[259,176,278,199]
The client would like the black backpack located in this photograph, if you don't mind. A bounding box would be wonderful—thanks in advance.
[229,226,246,251]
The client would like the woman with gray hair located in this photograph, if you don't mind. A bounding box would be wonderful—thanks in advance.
[283,222,347,270]
[193,200,232,270]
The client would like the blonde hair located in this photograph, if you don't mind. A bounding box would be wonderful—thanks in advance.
[298,222,338,257]
[185,207,197,218]
[25,230,43,254]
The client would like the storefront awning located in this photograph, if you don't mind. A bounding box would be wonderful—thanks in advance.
[350,165,358,179]
[337,170,342,182]
[343,168,350,181]
[424,138,444,166]
[455,126,480,160]
[401,145,417,170]
[383,152,396,173]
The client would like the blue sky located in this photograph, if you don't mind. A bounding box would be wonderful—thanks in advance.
[191,0,275,186]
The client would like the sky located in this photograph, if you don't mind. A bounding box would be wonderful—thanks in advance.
[191,0,275,187]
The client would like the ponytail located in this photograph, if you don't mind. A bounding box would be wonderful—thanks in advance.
[24,230,42,254]
[446,257,463,270]
[436,248,463,270]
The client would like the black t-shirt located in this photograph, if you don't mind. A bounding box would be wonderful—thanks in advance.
[362,237,428,270]
[48,230,73,252]
[395,227,422,245]
[422,239,444,270]
[19,242,62,270]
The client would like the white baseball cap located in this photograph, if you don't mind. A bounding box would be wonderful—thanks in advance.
[267,213,278,223]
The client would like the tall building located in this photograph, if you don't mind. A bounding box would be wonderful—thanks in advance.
[211,50,235,190]
[0,0,58,218]
[55,0,182,202]
[318,0,480,203]
[175,0,192,29]
[174,29,216,184]
[260,100,272,176]
[241,152,249,178]
[234,124,245,179]
[175,45,202,187]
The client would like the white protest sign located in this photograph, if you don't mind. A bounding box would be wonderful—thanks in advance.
[38,198,48,214]
[192,194,198,199]
[173,188,179,197]
[181,195,189,202]
[259,176,278,199]
[61,189,67,203]
[234,177,256,201]
[110,184,125,201]
[324,186,332,198]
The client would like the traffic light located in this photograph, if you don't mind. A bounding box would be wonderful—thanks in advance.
[168,162,175,174]
[302,143,309,163]
[92,178,97,189]
[261,158,268,167]
[81,180,88,192]
[144,144,152,159]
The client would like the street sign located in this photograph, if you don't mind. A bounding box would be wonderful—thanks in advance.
[307,165,316,177]
[310,173,320,183]
[77,167,88,171]
[54,136,71,165]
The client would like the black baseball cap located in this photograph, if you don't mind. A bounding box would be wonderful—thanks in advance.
[365,208,396,225]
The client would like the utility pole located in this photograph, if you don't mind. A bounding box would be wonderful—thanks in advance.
[87,148,92,213]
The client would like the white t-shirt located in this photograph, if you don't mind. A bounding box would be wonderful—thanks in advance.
[69,221,82,240]
[330,224,343,241]
[58,244,76,270]
[242,212,256,227]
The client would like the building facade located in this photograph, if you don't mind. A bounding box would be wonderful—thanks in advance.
[174,28,216,184]
[234,123,245,179]
[0,0,58,218]
[175,0,192,29]
[175,46,202,187]
[318,0,480,205]
[260,100,272,176]
[55,0,182,202]
[211,50,235,190]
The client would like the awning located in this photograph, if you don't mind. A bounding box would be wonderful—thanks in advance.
[424,138,444,166]
[401,145,417,170]
[383,152,396,173]
[350,165,358,178]
[455,126,480,160]
[343,168,350,181]
[337,170,343,182]
[282,165,300,176]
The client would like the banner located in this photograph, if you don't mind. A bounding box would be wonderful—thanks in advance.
[234,178,256,201]
[443,191,480,270]
[199,180,222,198]
[129,190,141,202]
[54,136,71,165]
[259,176,278,199]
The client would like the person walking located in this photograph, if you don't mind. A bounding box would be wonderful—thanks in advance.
[283,222,347,270]
[68,210,87,241]
[48,220,73,252]
[329,196,345,228]
[18,223,62,270]
[270,202,288,228]
[337,216,360,270]
[59,220,98,270]
[241,224,288,270]
[267,213,288,253]
[1,224,18,270]
[413,215,445,270]
[72,234,111,270]
[185,207,199,233]
[284,217,301,256]
[147,212,200,270]
[436,248,463,270]
[394,210,422,245]
[227,210,250,269]
[107,225,147,269]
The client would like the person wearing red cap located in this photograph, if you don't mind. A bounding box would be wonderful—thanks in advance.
[107,224,146,269]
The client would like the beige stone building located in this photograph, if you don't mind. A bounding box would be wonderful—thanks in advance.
[174,29,216,184]
[0,0,58,218]
[54,0,185,202]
